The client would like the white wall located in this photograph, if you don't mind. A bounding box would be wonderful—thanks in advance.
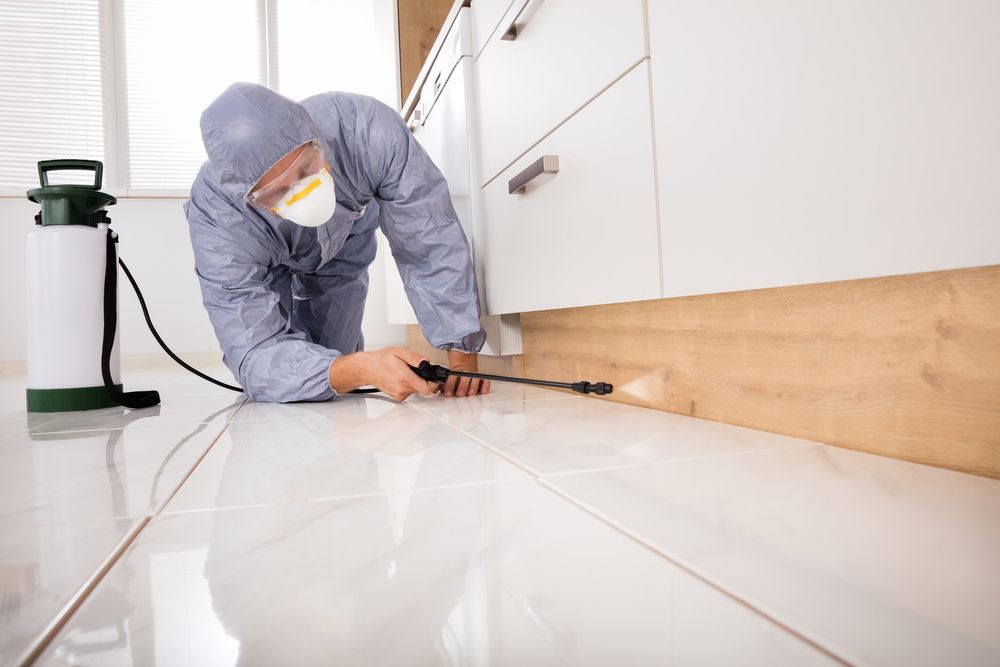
[0,197,405,363]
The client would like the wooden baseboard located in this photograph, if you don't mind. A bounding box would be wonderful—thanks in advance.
[516,265,1000,479]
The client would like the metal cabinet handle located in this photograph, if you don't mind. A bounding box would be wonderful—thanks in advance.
[508,155,559,194]
[500,0,539,41]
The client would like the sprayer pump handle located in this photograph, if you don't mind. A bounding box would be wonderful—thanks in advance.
[38,159,104,189]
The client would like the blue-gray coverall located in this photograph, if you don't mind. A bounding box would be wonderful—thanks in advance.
[184,83,485,402]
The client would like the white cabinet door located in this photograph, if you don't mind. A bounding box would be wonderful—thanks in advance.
[420,62,476,254]
[474,0,646,186]
[470,0,515,60]
[649,0,1000,298]
[481,62,660,315]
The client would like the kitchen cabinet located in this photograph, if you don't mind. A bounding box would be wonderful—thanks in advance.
[385,7,522,354]
[474,0,647,186]
[470,0,514,60]
[397,0,1000,337]
[647,0,1000,298]
[480,62,660,314]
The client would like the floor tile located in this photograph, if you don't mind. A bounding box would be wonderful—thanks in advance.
[0,408,58,444]
[418,394,816,475]
[164,396,530,513]
[546,444,1000,665]
[28,391,246,436]
[0,422,229,529]
[39,481,834,666]
[150,364,243,397]
[0,519,132,666]
[406,381,582,415]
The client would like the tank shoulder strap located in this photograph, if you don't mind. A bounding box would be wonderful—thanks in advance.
[102,228,161,409]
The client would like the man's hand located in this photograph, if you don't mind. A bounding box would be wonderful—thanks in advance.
[329,347,436,402]
[441,350,491,397]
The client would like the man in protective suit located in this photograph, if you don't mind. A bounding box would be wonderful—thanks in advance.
[185,83,489,403]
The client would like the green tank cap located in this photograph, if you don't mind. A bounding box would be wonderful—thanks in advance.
[26,159,117,227]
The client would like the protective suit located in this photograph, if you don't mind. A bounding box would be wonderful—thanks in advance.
[185,83,485,403]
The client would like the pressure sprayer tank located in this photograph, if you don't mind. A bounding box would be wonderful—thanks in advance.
[25,160,122,412]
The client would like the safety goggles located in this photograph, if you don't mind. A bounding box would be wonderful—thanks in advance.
[248,140,327,210]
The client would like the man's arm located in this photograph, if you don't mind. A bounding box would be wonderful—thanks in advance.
[185,186,340,403]
[361,100,490,395]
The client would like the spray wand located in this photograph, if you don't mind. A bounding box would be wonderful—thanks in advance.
[407,360,613,395]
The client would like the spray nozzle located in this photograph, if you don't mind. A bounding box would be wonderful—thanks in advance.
[569,381,614,395]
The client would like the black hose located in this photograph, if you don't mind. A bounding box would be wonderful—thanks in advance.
[118,257,244,392]
[118,256,380,396]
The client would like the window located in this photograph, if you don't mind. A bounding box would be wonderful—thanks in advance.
[0,0,399,193]
[119,0,265,190]
[0,0,105,187]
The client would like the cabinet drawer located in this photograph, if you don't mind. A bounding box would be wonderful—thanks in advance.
[475,0,647,186]
[471,0,515,59]
[481,62,660,315]
[648,0,1000,297]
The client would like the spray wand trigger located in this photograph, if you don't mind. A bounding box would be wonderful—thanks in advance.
[407,360,613,395]
[409,360,449,382]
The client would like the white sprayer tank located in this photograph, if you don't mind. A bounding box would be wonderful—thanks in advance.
[25,160,121,412]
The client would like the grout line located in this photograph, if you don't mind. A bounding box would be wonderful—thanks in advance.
[535,478,852,666]
[404,395,822,481]
[401,401,544,478]
[538,442,821,479]
[157,475,532,519]
[25,419,229,438]
[17,397,249,666]
[402,400,849,664]
[16,515,151,666]
[27,411,243,436]
[149,399,251,516]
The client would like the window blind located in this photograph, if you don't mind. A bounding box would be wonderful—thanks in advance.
[119,0,265,190]
[0,0,105,187]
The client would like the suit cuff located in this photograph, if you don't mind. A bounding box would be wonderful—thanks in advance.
[440,327,487,354]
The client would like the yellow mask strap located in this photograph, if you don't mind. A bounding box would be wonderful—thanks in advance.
[283,177,322,207]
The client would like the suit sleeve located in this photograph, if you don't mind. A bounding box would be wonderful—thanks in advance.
[364,99,486,353]
[185,186,340,403]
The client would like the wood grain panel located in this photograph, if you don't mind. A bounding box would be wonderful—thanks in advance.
[519,266,1000,479]
[397,0,455,102]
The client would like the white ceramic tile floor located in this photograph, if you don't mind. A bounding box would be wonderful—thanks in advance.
[0,519,132,666]
[27,390,245,436]
[164,396,531,513]
[0,362,243,666]
[408,390,817,475]
[0,422,231,529]
[546,445,1000,665]
[37,481,833,666]
[1,358,997,665]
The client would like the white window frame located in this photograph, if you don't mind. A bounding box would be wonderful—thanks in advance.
[98,0,275,199]
[0,0,400,200]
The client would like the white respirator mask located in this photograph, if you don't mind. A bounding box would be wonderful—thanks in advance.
[249,141,337,227]
[270,167,337,227]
